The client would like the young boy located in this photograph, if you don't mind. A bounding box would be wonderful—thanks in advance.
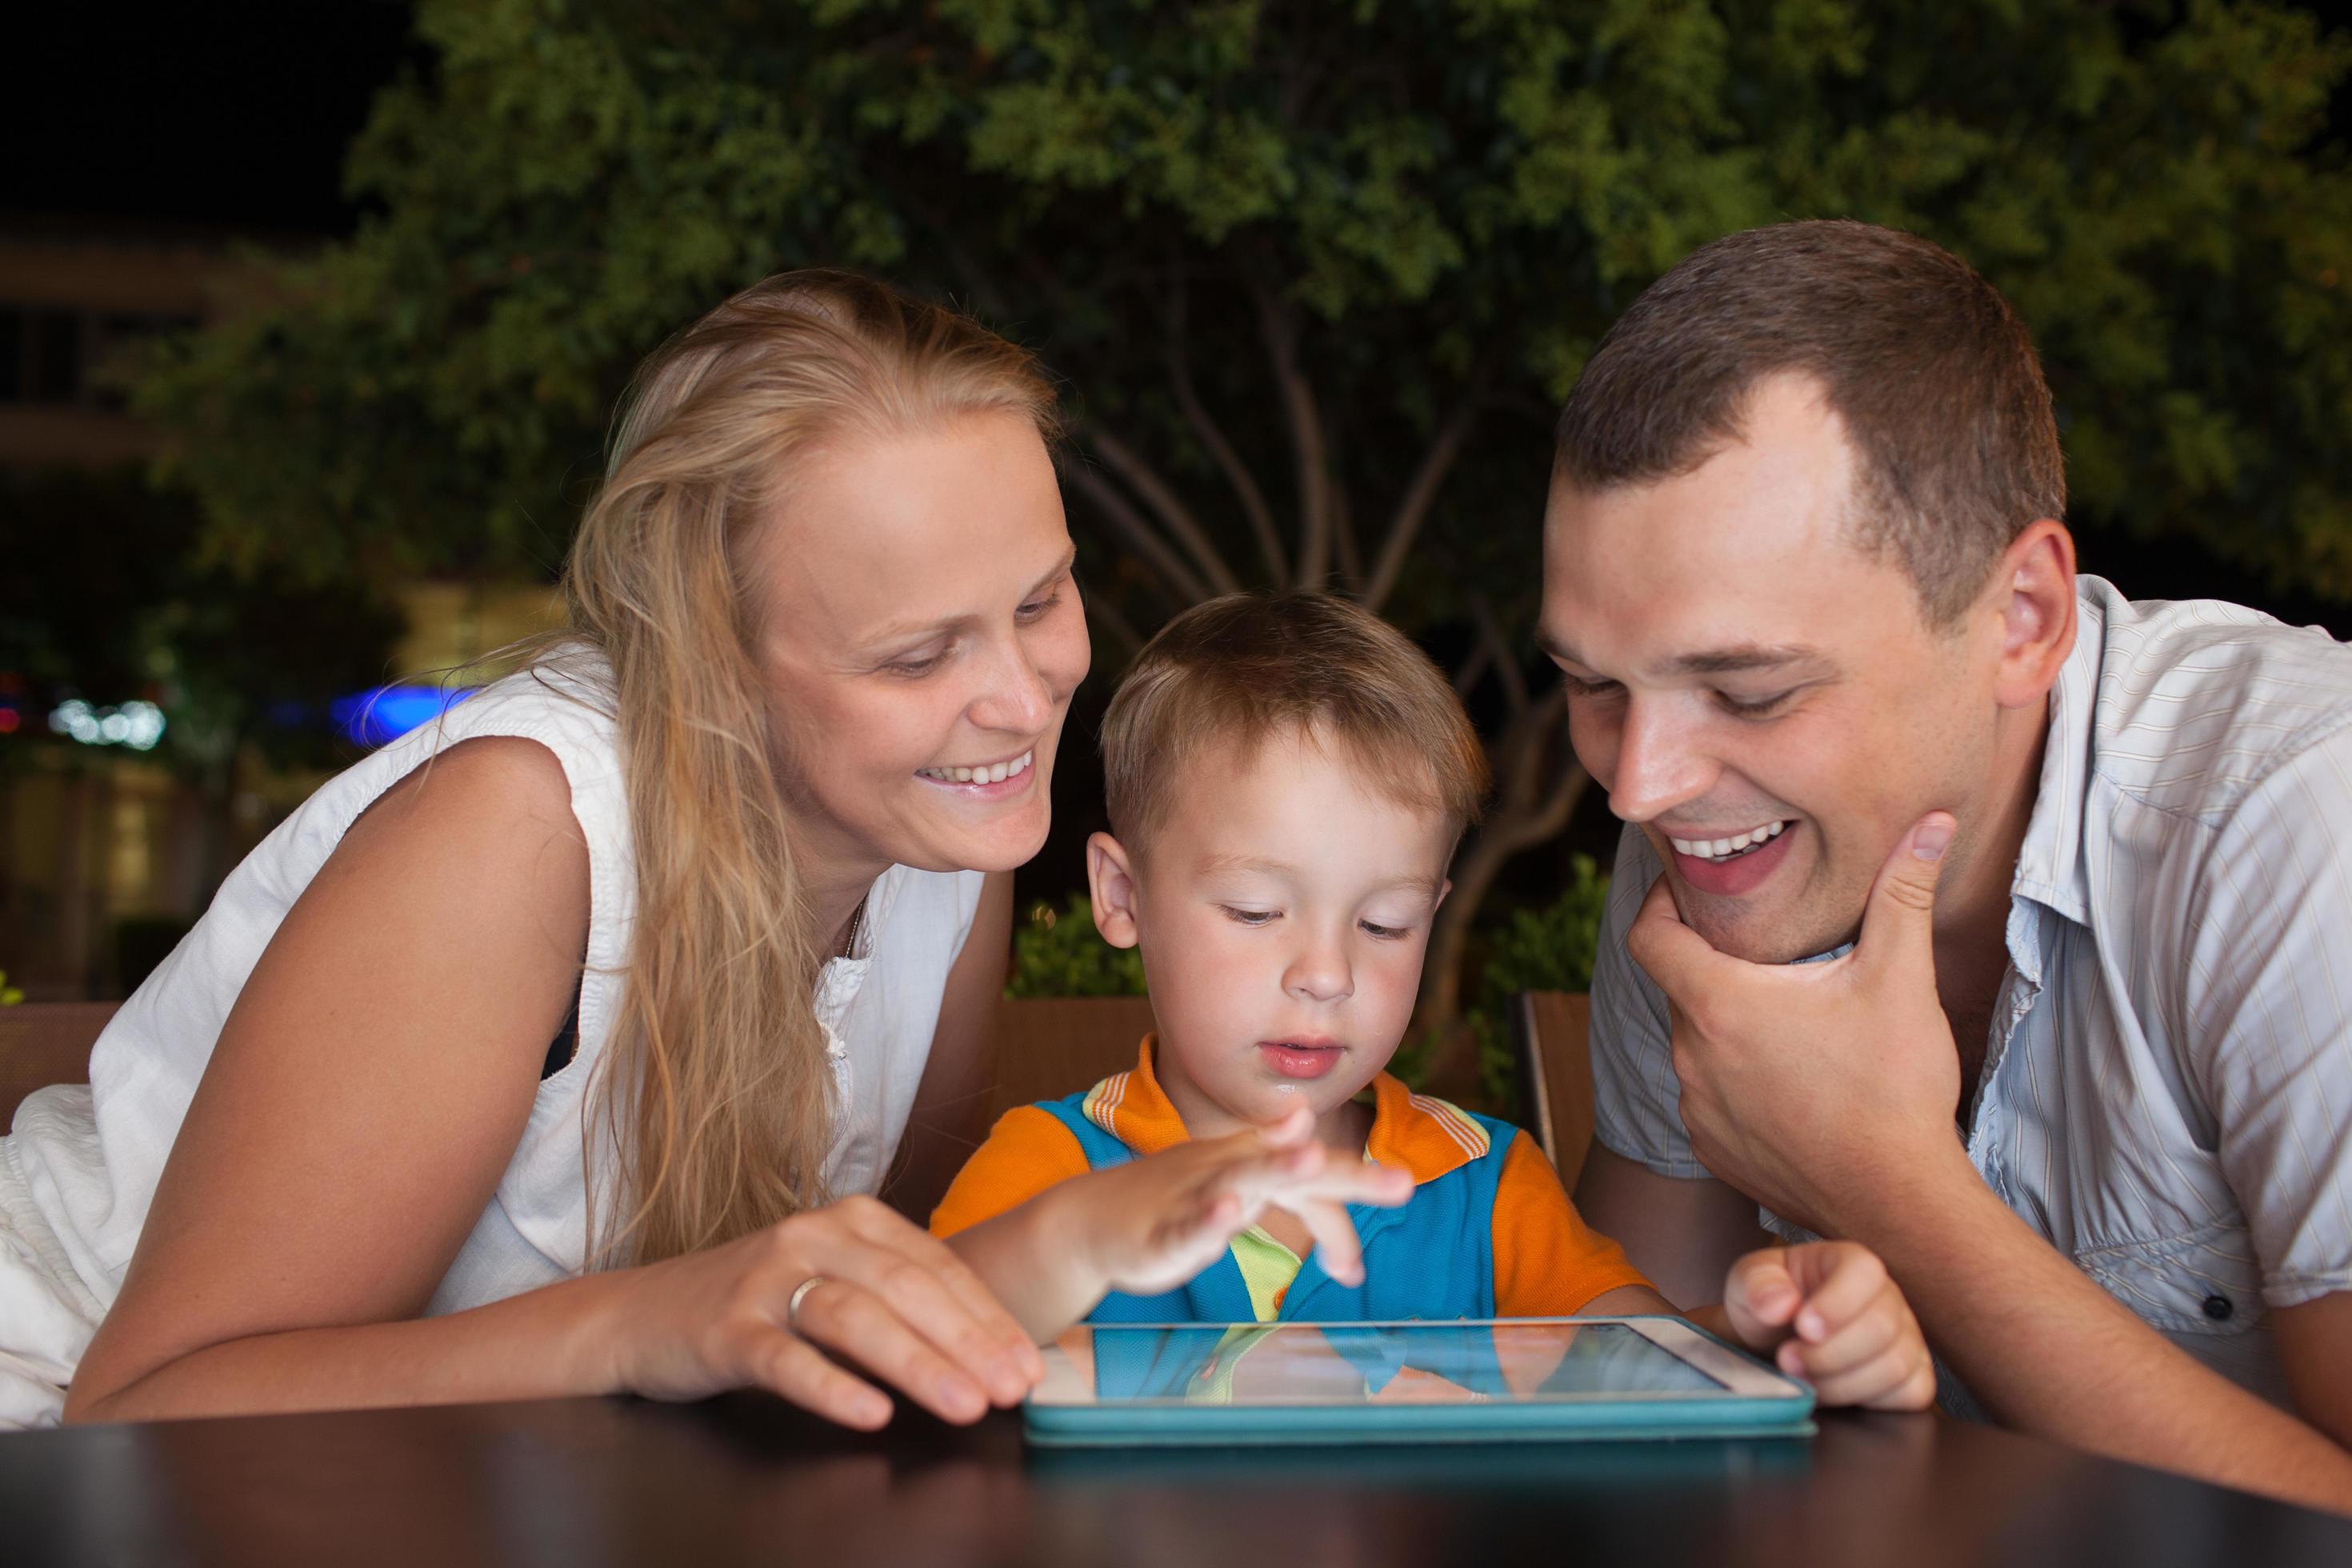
[940,592,1933,1410]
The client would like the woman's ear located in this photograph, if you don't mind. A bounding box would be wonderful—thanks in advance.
[1087,831,1142,949]
[1990,518,2078,711]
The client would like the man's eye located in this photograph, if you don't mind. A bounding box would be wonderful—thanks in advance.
[1561,674,1622,700]
[1714,690,1795,718]
[1220,906,1277,926]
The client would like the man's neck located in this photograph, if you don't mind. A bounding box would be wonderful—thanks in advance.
[1932,696,2053,1102]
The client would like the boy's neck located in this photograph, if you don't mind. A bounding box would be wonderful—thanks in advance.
[1151,1038,1376,1155]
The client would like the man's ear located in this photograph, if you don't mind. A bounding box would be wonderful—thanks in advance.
[1087,831,1142,950]
[1989,518,2078,711]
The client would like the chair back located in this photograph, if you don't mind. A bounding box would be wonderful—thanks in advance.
[1509,991,1596,1188]
[987,995,1156,1122]
[0,1002,118,1127]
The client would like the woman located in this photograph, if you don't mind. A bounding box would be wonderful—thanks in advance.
[0,272,1086,1430]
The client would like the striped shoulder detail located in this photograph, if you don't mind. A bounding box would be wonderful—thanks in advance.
[1082,1070,1133,1138]
[1407,1092,1492,1160]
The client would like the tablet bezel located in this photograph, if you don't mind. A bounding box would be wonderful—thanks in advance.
[1028,1315,1805,1408]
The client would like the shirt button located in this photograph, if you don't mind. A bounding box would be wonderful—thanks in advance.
[2202,1294,2234,1322]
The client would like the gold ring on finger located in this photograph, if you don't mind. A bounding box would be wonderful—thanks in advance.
[786,1274,828,1326]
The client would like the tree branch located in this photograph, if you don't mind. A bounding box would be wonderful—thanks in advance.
[1254,285,1333,588]
[1169,273,1287,586]
[1470,594,1529,714]
[1363,394,1480,614]
[1084,426,1242,598]
[1062,461,1213,606]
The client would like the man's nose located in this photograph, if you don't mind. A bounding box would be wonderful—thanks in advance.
[1605,695,1715,824]
[966,632,1054,735]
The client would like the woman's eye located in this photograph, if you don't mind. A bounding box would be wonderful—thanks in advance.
[1715,689,1795,718]
[886,650,949,678]
[1016,588,1064,623]
[1220,906,1277,926]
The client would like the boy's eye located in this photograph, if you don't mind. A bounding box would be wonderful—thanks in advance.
[1219,906,1278,926]
[1359,920,1410,940]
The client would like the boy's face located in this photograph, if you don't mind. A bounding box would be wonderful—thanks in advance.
[1087,725,1454,1141]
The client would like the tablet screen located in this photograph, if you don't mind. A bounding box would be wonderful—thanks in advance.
[1069,1321,1730,1406]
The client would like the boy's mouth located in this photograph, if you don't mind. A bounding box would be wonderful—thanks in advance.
[1257,1038,1346,1080]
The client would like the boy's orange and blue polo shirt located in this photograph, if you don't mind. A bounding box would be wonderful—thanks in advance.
[930,1038,1652,1323]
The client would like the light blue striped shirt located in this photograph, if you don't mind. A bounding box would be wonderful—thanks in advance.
[1590,576,2352,1410]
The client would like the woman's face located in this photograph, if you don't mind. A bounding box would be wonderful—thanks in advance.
[750,410,1090,879]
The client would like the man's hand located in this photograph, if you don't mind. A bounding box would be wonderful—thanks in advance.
[1719,1241,1935,1410]
[1626,813,1971,1236]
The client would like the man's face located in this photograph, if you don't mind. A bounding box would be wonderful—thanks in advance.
[1538,375,2002,962]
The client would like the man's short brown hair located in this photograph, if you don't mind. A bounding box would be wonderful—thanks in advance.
[1102,591,1490,850]
[1553,219,2065,625]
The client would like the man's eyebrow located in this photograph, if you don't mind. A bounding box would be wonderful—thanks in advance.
[1663,644,1828,677]
[1535,629,1827,678]
[864,546,1078,647]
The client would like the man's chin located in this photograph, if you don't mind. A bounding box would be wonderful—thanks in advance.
[1681,902,1861,966]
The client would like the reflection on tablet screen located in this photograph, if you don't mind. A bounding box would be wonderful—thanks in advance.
[1085,1322,1728,1406]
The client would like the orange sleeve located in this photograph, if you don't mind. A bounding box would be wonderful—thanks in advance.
[927,1104,1094,1239]
[1490,1130,1654,1314]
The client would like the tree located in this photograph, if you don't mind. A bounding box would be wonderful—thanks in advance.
[138,0,2352,1070]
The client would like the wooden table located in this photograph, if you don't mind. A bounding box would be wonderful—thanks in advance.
[7,1394,2350,1566]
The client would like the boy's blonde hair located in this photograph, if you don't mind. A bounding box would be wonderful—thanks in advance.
[1102,591,1490,850]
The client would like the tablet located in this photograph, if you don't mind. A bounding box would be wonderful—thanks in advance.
[1023,1317,1814,1447]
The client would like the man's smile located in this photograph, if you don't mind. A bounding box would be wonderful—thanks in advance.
[1666,818,1801,897]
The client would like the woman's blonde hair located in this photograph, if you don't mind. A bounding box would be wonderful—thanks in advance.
[556,270,1057,1266]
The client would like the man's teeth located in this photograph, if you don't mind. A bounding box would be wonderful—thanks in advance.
[1670,820,1788,862]
[918,750,1033,785]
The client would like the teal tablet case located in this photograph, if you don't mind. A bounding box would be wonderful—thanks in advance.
[1023,1319,1816,1448]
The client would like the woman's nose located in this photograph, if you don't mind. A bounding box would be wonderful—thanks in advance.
[967,633,1054,735]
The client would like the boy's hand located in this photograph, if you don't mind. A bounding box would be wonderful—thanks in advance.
[1721,1241,1935,1410]
[1064,1106,1414,1298]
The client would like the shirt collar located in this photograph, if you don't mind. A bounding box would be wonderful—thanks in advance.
[2008,578,2110,930]
[1083,1036,1491,1185]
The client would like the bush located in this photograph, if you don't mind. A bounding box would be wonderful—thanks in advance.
[1466,854,1610,1114]
[1004,894,1146,1000]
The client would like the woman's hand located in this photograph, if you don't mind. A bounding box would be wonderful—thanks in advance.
[607,1194,1046,1430]
[1718,1240,1936,1410]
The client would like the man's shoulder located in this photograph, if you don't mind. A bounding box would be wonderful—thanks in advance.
[2078,578,2352,823]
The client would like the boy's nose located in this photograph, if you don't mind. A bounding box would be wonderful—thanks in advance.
[1283,946,1354,1004]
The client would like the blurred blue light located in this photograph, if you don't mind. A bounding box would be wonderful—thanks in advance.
[330,685,474,747]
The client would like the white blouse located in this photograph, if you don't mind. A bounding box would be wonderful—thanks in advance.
[0,650,984,1426]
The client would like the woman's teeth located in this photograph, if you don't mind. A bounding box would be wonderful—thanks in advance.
[1670,820,1788,863]
[917,750,1033,785]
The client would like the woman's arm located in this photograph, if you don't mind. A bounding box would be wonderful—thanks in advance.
[884,870,1013,1224]
[66,738,1038,1428]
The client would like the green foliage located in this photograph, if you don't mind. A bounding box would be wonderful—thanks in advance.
[1468,854,1610,1113]
[1005,894,1147,1000]
[133,0,2352,618]
[0,970,22,1007]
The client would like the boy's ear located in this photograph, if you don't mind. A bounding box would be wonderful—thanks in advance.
[1087,831,1143,950]
[1433,876,1453,914]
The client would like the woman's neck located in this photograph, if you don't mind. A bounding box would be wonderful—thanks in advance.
[796,834,889,962]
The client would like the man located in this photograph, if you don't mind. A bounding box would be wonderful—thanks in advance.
[1546,219,2352,1511]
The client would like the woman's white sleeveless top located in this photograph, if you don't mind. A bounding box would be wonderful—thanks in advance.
[0,651,985,1427]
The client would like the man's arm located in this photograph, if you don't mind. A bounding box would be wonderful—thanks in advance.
[1846,1145,2352,1510]
[1571,1147,1771,1309]
[1629,815,2352,1514]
